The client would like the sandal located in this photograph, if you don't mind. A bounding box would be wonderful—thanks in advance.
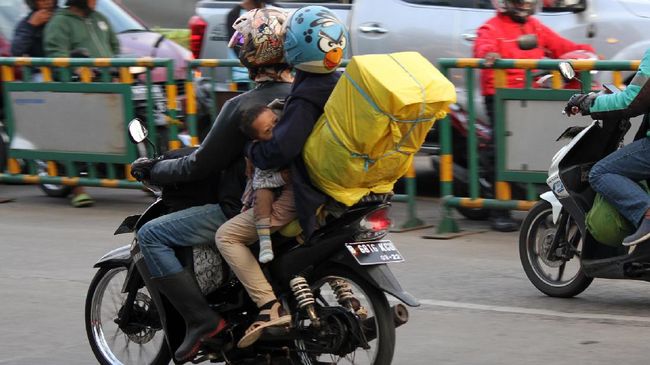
[237,300,291,348]
[71,193,94,208]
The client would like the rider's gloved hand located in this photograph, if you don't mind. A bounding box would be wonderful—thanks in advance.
[564,92,597,116]
[130,157,159,181]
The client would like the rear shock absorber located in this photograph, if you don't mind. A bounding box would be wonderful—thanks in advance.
[329,279,368,319]
[290,276,320,327]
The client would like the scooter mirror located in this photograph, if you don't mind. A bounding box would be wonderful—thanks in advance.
[517,34,538,50]
[128,118,148,144]
[559,61,576,80]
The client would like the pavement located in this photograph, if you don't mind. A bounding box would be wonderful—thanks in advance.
[1,183,649,365]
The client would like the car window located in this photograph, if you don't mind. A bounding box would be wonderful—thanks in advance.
[400,0,493,8]
[0,0,28,41]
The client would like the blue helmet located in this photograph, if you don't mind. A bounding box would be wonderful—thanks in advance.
[284,6,348,74]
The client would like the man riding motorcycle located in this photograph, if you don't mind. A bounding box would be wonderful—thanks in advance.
[128,8,293,362]
[474,0,596,232]
[565,48,650,247]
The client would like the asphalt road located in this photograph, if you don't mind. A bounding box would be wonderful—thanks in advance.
[1,184,649,364]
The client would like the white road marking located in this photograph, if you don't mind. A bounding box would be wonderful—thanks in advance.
[409,299,650,324]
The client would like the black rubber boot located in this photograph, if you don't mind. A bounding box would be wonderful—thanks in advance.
[153,269,227,362]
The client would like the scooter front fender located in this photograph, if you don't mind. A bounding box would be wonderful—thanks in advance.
[540,191,562,224]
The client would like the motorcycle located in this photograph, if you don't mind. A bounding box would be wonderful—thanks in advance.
[84,118,418,365]
[519,62,650,297]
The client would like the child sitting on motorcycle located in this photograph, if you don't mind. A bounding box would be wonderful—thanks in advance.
[239,103,294,263]
[565,48,650,246]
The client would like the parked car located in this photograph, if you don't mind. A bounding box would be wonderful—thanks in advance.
[0,0,192,93]
[0,0,193,172]
[190,0,352,89]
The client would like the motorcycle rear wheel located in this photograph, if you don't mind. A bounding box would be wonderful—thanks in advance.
[295,268,395,365]
[85,266,171,365]
[519,201,593,297]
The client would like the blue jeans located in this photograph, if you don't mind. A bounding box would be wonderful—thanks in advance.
[589,137,650,227]
[138,203,228,277]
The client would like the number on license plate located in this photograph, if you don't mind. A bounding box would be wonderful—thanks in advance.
[345,240,404,265]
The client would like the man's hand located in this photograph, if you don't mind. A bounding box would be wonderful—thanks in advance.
[484,52,501,67]
[28,10,53,27]
[564,92,597,116]
[130,157,158,181]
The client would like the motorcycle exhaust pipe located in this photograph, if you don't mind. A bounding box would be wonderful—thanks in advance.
[363,304,409,341]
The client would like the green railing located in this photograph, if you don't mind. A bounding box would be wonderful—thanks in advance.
[434,57,640,234]
[0,57,177,189]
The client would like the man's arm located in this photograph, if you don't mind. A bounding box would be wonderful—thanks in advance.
[149,99,247,185]
[11,20,37,56]
[536,20,595,57]
[248,97,322,170]
[473,23,499,59]
[589,49,650,120]
[43,17,71,57]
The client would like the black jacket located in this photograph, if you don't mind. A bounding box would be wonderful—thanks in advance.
[150,81,292,217]
[11,12,46,57]
[248,70,341,237]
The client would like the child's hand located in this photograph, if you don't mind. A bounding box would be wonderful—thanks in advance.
[281,169,291,183]
[245,158,254,179]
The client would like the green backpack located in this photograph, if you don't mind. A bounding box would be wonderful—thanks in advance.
[585,183,649,246]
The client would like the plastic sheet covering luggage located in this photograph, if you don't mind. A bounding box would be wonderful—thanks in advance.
[303,51,456,206]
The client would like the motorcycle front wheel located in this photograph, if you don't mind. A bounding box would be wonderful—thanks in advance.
[85,266,171,365]
[35,160,73,198]
[295,268,395,365]
[519,201,593,297]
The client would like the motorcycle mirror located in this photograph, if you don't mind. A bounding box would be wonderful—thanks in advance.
[559,61,576,80]
[128,118,148,144]
[517,34,538,50]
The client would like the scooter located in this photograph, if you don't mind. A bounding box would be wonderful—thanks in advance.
[519,62,650,298]
[84,118,417,365]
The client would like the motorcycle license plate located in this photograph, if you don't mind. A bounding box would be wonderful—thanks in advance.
[345,240,404,265]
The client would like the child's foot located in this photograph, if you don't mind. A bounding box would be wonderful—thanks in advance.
[258,240,274,263]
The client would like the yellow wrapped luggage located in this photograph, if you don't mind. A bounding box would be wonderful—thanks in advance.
[303,51,457,206]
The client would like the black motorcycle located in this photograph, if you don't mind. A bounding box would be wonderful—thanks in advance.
[85,119,417,365]
[519,62,650,297]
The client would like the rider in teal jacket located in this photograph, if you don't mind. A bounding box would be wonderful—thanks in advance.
[566,48,650,247]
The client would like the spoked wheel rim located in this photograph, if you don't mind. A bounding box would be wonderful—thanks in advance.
[89,267,165,364]
[295,274,381,365]
[525,207,583,288]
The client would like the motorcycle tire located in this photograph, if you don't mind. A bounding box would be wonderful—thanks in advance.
[85,266,171,365]
[456,206,490,221]
[519,200,593,298]
[35,160,73,197]
[296,267,396,365]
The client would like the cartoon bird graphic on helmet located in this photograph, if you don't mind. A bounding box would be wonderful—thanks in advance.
[284,6,349,74]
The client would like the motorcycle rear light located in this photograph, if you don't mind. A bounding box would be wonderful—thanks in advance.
[355,208,392,241]
[188,16,207,59]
